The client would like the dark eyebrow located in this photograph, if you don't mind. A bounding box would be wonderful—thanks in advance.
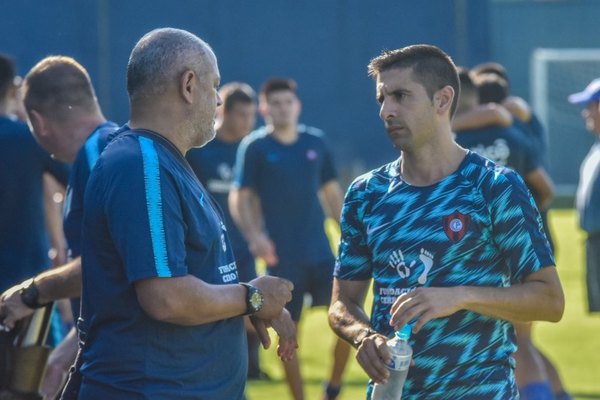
[377,88,409,104]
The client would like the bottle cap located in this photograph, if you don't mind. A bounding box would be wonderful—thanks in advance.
[395,323,412,340]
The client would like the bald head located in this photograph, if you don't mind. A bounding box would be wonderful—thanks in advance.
[127,28,214,101]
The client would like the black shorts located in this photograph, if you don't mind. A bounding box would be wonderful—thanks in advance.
[267,258,335,322]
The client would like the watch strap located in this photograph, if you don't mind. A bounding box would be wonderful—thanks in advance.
[20,279,47,309]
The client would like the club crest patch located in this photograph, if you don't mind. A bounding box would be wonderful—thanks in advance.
[443,210,471,243]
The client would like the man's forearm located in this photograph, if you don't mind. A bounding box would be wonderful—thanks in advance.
[319,180,343,225]
[390,267,564,332]
[461,276,563,322]
[36,257,82,304]
[229,188,265,240]
[328,299,373,348]
[135,275,247,326]
[135,274,291,326]
[328,279,375,348]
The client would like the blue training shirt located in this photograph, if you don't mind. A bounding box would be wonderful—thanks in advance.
[187,137,255,281]
[513,113,548,167]
[62,121,120,321]
[234,125,337,269]
[335,151,554,399]
[63,121,120,259]
[79,129,245,399]
[455,124,540,177]
[0,116,69,292]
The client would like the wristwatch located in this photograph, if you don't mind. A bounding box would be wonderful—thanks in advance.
[353,327,378,347]
[20,278,47,309]
[240,283,264,315]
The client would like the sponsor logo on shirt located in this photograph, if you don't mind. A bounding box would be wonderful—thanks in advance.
[381,248,435,305]
[267,153,280,162]
[220,222,227,252]
[470,138,510,166]
[306,149,318,160]
[218,261,238,283]
[387,248,435,284]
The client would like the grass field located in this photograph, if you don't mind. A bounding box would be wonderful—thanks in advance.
[246,209,600,400]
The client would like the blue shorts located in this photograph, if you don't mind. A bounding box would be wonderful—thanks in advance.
[267,258,335,321]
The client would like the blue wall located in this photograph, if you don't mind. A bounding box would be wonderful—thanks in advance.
[0,0,491,180]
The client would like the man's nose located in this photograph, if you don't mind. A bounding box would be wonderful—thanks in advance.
[380,101,397,121]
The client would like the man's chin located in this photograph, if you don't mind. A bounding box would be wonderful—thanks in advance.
[194,129,216,148]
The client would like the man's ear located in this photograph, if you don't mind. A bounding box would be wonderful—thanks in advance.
[28,109,48,137]
[435,85,455,114]
[180,70,195,104]
[258,99,269,118]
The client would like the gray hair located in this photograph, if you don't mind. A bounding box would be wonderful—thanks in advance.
[127,28,211,99]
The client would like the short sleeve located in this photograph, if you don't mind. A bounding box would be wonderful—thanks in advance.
[319,139,338,185]
[519,135,541,175]
[234,135,261,190]
[489,168,555,283]
[103,136,188,282]
[334,177,372,280]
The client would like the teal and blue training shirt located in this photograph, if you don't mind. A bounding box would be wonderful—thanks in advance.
[335,151,554,399]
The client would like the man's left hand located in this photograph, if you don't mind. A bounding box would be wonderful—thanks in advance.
[0,283,35,330]
[250,309,297,362]
[389,287,465,333]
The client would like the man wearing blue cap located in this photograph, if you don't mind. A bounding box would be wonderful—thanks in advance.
[569,78,600,313]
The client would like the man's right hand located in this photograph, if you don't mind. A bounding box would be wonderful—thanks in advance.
[249,275,293,320]
[0,283,35,330]
[249,233,279,267]
[355,333,392,384]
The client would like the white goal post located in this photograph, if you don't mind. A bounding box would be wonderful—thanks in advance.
[531,48,600,196]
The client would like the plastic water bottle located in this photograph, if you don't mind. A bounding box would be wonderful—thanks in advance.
[371,324,412,400]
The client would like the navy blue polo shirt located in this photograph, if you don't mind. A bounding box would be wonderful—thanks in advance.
[62,121,119,320]
[0,116,69,291]
[186,137,255,281]
[63,121,120,259]
[513,113,547,167]
[79,129,245,399]
[234,125,337,271]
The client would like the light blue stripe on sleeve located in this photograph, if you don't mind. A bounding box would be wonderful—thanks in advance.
[84,131,101,170]
[139,136,171,277]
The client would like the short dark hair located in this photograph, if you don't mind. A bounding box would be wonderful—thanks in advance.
[471,61,510,93]
[127,28,209,99]
[367,44,460,117]
[456,67,478,113]
[260,78,297,99]
[471,62,509,83]
[219,82,255,113]
[23,56,97,119]
[0,53,16,100]
[475,73,509,104]
[23,56,97,118]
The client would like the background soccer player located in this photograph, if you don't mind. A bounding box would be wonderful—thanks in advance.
[231,78,350,400]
